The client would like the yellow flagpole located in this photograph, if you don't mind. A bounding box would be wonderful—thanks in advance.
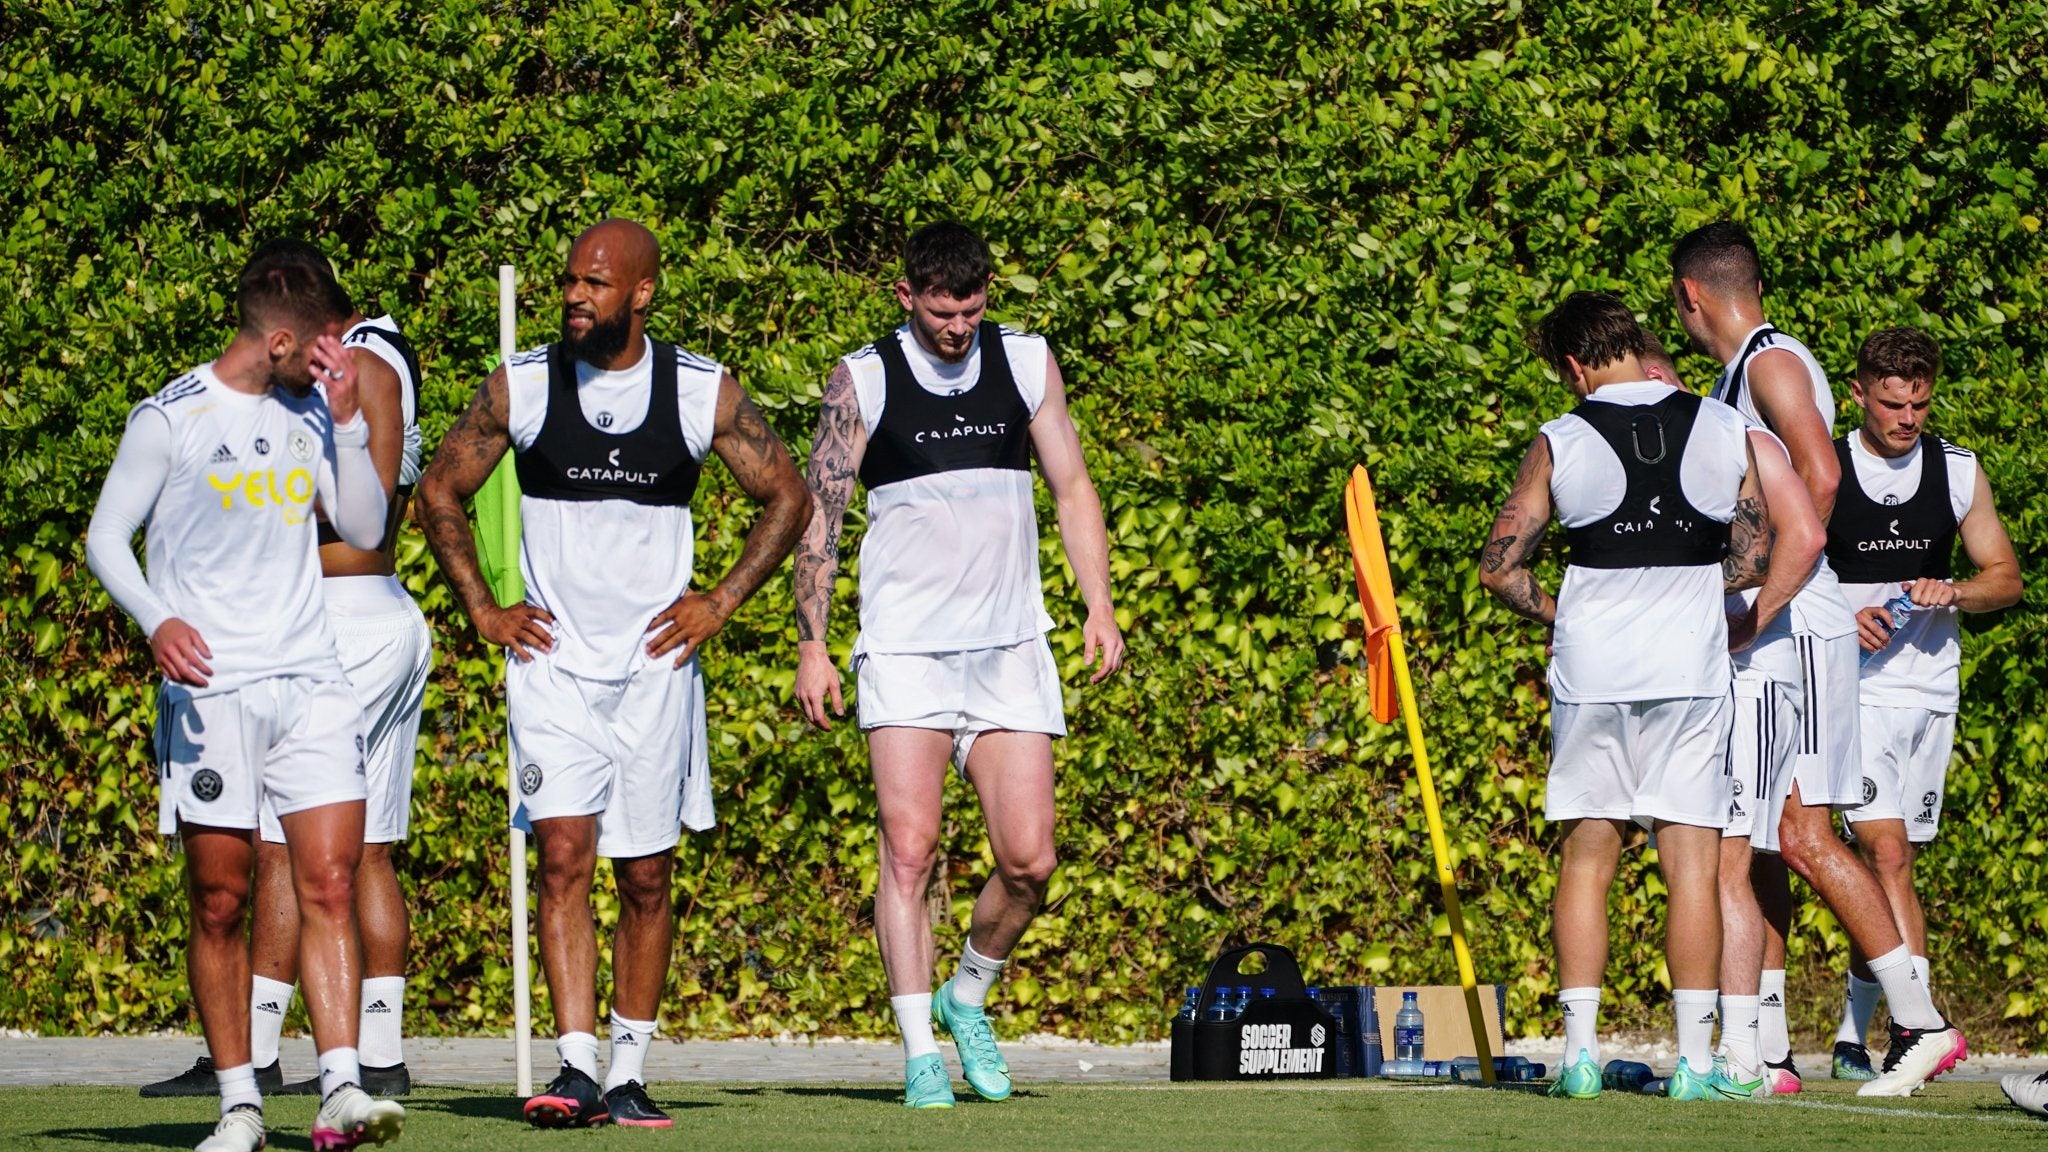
[1385,628,1496,1085]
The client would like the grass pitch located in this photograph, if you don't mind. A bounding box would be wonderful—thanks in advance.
[0,1079,2038,1150]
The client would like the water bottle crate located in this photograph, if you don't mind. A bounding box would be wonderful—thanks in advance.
[1168,944,1339,1081]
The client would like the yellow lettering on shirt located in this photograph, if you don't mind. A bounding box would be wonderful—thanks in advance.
[207,469,317,517]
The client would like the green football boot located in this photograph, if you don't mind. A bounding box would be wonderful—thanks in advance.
[1832,1041,1878,1081]
[1546,1049,1603,1099]
[1708,1054,1767,1100]
[903,1052,956,1109]
[1663,1056,1745,1101]
[934,980,1013,1101]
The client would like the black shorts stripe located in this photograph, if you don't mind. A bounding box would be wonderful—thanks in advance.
[1799,638,1820,756]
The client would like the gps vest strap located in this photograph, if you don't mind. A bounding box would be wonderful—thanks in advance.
[1715,324,1779,412]
[1824,434,1956,583]
[319,324,425,549]
[1562,391,1731,569]
[857,322,1033,490]
[514,342,700,506]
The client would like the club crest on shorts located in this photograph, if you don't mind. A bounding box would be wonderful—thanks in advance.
[1863,776,1879,805]
[289,430,315,462]
[519,763,544,796]
[191,768,224,802]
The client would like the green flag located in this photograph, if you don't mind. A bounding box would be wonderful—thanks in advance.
[473,454,524,608]
[471,349,522,612]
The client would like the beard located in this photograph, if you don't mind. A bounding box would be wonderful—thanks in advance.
[560,307,633,364]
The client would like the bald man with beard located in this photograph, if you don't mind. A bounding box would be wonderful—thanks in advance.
[417,220,811,1129]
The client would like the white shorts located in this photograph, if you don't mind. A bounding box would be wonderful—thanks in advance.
[1723,672,1800,854]
[1844,706,1956,843]
[507,651,711,859]
[157,676,366,835]
[855,636,1066,776]
[1790,632,1864,809]
[1546,694,1732,830]
[262,577,432,845]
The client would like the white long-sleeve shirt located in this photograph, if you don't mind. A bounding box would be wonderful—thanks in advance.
[86,363,386,695]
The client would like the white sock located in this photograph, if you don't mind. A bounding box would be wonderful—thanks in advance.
[1912,955,1931,991]
[1719,995,1762,1070]
[317,1046,361,1098]
[1674,989,1719,1072]
[1758,970,1791,1063]
[1559,987,1602,1067]
[1868,944,1942,1029]
[1837,974,1883,1045]
[215,1062,261,1114]
[557,1032,600,1080]
[950,942,1007,1008]
[604,1012,656,1092]
[358,976,406,1068]
[892,993,940,1061]
[248,975,295,1069]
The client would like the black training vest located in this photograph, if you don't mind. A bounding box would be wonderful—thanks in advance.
[857,322,1032,490]
[319,322,426,547]
[1563,391,1732,569]
[1825,434,1956,583]
[513,342,701,506]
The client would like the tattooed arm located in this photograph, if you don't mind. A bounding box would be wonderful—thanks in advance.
[416,366,557,660]
[792,362,866,727]
[645,371,813,667]
[1721,436,1775,595]
[1730,430,1810,648]
[1477,435,1558,626]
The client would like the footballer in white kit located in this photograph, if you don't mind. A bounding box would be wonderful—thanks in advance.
[1481,292,1769,1102]
[793,223,1124,1110]
[87,247,406,1151]
[417,219,810,1131]
[1673,222,1964,1098]
[1825,328,2020,1071]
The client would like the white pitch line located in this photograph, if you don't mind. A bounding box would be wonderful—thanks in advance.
[1775,1098,2043,1127]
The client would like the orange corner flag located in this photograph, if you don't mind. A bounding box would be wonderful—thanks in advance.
[1344,465,1401,724]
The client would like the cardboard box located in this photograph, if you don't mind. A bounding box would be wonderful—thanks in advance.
[1373,985,1507,1062]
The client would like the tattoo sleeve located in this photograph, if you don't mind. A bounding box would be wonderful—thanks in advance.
[793,363,862,642]
[1478,437,1558,626]
[416,368,513,619]
[706,372,813,618]
[1722,487,1773,592]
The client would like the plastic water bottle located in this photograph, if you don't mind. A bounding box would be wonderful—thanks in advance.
[1259,987,1277,1000]
[1394,991,1425,1062]
[1176,986,1199,1023]
[1860,593,1916,666]
[1235,986,1254,1017]
[1602,1059,1655,1092]
[1203,987,1234,1023]
[1306,986,1322,1005]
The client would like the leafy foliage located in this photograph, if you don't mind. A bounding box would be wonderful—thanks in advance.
[1,0,2042,1045]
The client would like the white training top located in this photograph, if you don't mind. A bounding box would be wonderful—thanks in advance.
[843,324,1056,654]
[1711,322,1856,639]
[506,337,723,680]
[1726,426,1803,684]
[341,314,424,488]
[85,364,387,696]
[1839,432,1978,711]
[1543,380,1749,703]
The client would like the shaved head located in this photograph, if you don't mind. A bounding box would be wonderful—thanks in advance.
[559,218,660,365]
[572,218,660,284]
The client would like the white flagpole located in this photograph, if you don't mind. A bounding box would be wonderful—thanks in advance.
[499,263,534,1099]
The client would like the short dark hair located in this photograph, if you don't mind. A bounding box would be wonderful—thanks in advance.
[1528,291,1652,378]
[237,240,351,334]
[1670,221,1762,295]
[1857,326,1940,385]
[902,222,992,298]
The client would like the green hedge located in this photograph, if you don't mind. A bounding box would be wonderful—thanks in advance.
[3,0,2043,1047]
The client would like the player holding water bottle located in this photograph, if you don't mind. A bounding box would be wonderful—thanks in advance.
[1825,327,2022,1073]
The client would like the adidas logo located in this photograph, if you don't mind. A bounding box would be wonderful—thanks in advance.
[256,1001,282,1014]
[210,444,237,464]
[616,1034,638,1046]
[365,1000,391,1014]
[1761,994,1783,1007]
